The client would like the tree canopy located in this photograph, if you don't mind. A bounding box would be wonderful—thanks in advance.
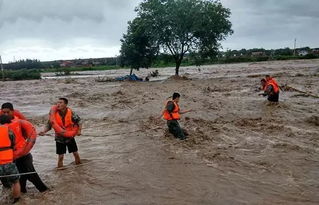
[120,0,233,75]
[120,17,158,75]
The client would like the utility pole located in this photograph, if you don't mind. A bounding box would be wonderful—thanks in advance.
[293,38,297,56]
[0,55,4,81]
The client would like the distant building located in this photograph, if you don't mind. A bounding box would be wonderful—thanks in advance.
[312,48,319,54]
[297,50,309,56]
[92,61,101,66]
[251,51,265,57]
[60,60,74,67]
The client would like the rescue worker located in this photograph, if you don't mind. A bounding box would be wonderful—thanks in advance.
[162,93,192,140]
[1,102,27,120]
[266,75,279,89]
[1,103,48,193]
[261,75,280,102]
[0,115,21,204]
[39,98,82,168]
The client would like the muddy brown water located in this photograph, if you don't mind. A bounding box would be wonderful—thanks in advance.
[1,59,319,204]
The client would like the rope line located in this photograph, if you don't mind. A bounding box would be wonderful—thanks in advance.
[0,171,37,178]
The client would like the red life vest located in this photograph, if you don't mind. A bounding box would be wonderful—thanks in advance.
[267,78,279,92]
[49,106,79,138]
[0,125,14,165]
[163,101,180,120]
[267,81,279,93]
[8,120,25,151]
[8,119,37,159]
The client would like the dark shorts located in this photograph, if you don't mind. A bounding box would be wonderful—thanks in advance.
[268,92,279,102]
[0,163,19,187]
[56,138,78,155]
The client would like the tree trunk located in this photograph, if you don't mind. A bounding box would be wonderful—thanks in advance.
[175,59,182,76]
[130,67,133,75]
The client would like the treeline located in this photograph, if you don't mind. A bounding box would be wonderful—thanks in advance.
[1,58,120,81]
[152,47,319,67]
[2,59,60,70]
[3,47,318,71]
[2,58,118,70]
[3,59,45,70]
[1,69,41,81]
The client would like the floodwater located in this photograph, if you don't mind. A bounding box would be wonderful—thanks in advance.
[1,59,319,204]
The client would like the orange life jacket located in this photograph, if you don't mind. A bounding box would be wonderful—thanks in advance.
[8,119,37,159]
[49,106,79,138]
[0,125,14,165]
[8,120,25,151]
[0,109,27,120]
[55,108,73,128]
[267,81,279,93]
[267,78,279,91]
[163,101,180,120]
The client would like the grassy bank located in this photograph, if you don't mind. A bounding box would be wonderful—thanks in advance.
[1,69,41,81]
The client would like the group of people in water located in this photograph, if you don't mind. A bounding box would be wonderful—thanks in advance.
[0,75,279,203]
[162,75,280,140]
[0,98,82,203]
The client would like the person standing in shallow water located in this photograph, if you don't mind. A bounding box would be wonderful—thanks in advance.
[162,92,192,140]
[39,98,82,168]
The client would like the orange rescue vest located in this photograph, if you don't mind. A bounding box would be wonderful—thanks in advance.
[267,78,279,92]
[50,106,79,138]
[8,120,25,151]
[267,81,279,93]
[163,101,180,120]
[0,125,14,165]
[8,119,37,159]
[268,78,279,88]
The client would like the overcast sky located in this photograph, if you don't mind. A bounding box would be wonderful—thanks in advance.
[0,0,318,63]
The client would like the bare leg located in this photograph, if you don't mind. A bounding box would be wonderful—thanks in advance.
[73,152,81,165]
[12,181,21,202]
[58,154,64,168]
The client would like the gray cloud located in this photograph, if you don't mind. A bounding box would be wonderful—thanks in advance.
[0,0,138,24]
[0,0,141,62]
[220,0,319,50]
[0,0,318,62]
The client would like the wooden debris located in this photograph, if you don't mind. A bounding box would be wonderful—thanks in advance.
[280,84,319,98]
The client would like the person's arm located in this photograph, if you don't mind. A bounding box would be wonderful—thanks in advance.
[9,130,15,150]
[72,111,82,136]
[260,85,273,97]
[77,124,82,136]
[158,101,174,119]
[38,120,52,136]
[180,109,193,114]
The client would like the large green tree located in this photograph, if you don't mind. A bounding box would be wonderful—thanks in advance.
[120,17,158,75]
[120,0,233,75]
